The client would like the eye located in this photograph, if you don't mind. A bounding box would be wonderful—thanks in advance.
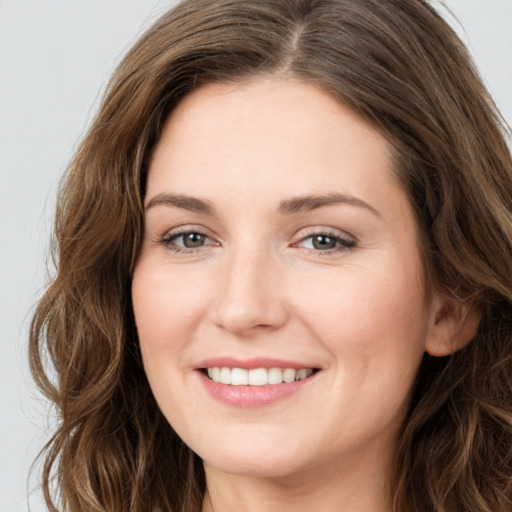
[296,231,356,253]
[175,232,208,248]
[160,229,216,252]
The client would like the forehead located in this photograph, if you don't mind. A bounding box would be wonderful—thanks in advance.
[150,79,393,190]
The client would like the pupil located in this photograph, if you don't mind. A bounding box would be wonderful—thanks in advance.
[312,235,336,250]
[183,233,205,248]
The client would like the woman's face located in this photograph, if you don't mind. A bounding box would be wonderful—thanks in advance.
[132,78,442,481]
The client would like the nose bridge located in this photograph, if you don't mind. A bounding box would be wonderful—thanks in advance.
[213,237,287,335]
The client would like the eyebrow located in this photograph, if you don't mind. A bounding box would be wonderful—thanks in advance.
[144,191,380,217]
[278,193,381,217]
[145,193,215,215]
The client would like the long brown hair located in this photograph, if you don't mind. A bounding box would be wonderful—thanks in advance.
[30,0,512,510]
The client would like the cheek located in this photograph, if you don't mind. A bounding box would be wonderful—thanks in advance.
[297,257,430,395]
[300,260,427,338]
[131,261,210,368]
[131,261,210,429]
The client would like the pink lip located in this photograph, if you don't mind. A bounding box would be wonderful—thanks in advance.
[194,357,317,370]
[194,357,320,408]
[198,372,316,408]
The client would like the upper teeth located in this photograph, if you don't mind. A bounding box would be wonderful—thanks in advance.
[206,367,314,386]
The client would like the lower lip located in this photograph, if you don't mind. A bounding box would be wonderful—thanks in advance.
[198,371,316,408]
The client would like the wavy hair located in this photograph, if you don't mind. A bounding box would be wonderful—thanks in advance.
[30,0,512,510]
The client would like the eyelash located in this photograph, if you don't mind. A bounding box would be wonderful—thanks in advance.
[294,230,356,253]
[158,228,356,254]
[159,228,217,253]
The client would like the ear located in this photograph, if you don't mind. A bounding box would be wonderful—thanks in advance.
[425,295,481,357]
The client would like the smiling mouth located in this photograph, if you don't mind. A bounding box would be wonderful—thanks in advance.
[202,367,318,386]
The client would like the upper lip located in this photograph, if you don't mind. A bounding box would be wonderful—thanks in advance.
[194,357,319,370]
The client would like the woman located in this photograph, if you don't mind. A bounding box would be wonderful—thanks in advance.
[30,0,512,511]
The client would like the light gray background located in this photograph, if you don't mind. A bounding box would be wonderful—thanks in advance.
[1,1,511,511]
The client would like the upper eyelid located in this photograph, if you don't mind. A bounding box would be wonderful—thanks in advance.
[293,226,356,242]
[160,225,215,239]
[156,226,218,250]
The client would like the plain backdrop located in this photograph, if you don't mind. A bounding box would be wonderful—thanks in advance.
[1,1,511,511]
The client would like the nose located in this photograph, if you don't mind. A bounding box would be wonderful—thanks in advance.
[212,245,288,337]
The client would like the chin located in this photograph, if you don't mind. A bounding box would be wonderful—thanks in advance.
[204,452,307,480]
[192,429,311,479]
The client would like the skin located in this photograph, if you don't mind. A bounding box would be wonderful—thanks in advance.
[132,78,470,512]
